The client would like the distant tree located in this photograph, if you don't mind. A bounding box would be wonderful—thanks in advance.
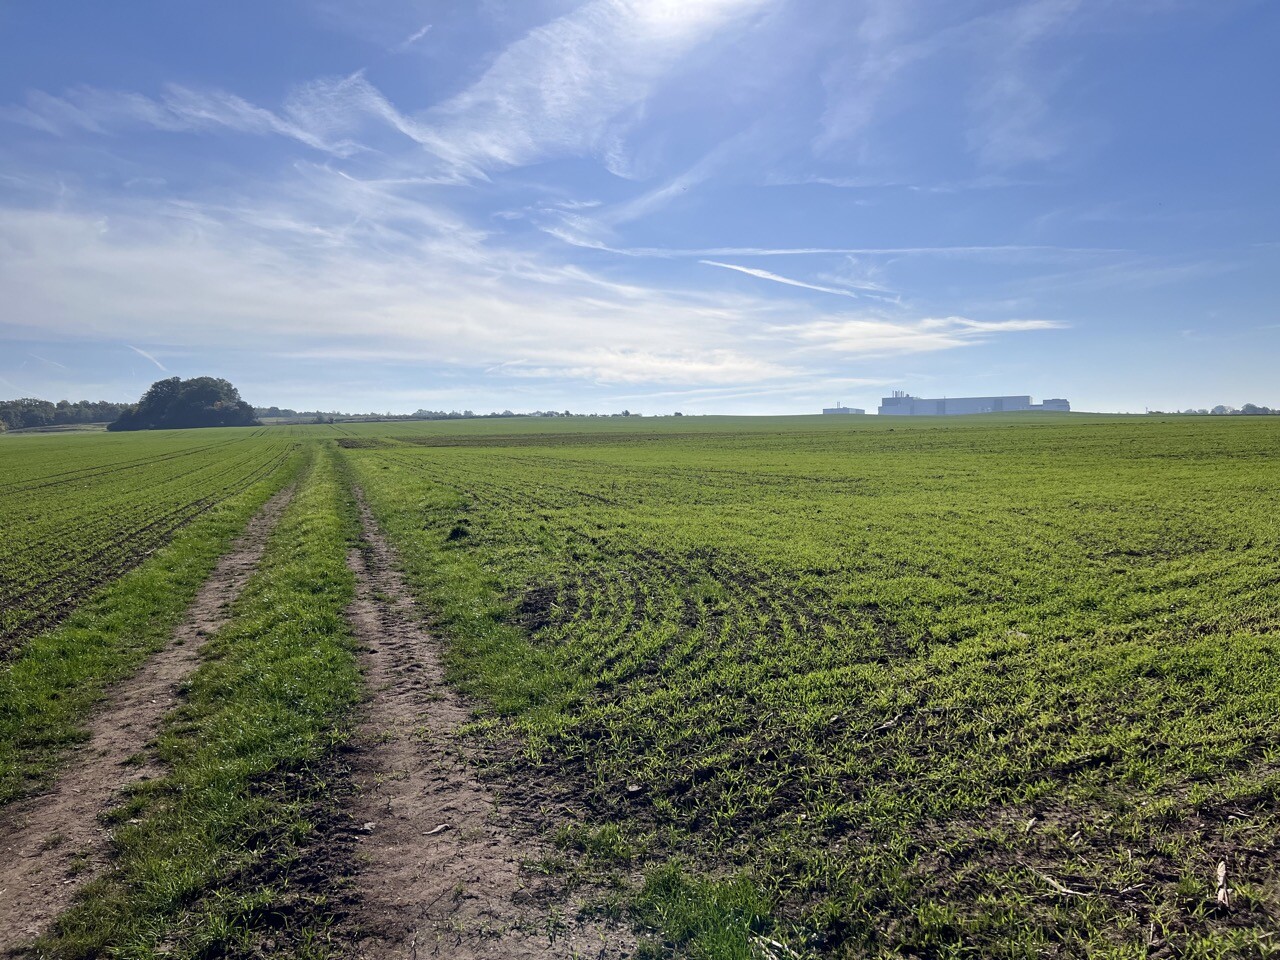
[1211,405,1235,415]
[109,376,259,431]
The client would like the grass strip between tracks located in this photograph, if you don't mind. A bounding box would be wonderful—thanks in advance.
[36,443,362,959]
[0,446,303,808]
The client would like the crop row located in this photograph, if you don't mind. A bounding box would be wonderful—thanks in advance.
[0,431,299,652]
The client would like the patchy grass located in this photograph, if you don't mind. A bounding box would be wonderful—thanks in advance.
[632,865,777,960]
[341,414,1280,958]
[35,443,362,959]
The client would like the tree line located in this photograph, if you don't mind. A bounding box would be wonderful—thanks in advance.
[255,407,648,423]
[0,399,131,432]
[2,388,658,434]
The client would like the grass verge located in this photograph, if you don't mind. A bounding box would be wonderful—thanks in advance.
[0,446,302,807]
[33,442,361,959]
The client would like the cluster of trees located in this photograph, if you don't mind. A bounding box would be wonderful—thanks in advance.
[1215,403,1276,415]
[1152,404,1278,416]
[0,398,131,432]
[109,377,259,431]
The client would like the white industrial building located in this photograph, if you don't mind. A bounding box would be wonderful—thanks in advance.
[878,391,1070,416]
[822,403,866,415]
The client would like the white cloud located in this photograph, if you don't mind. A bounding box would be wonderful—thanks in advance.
[0,199,1061,392]
[0,204,780,386]
[775,315,1065,357]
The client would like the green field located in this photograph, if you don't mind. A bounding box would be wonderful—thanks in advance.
[0,428,299,648]
[2,414,1278,958]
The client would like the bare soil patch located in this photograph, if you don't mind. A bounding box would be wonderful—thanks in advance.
[338,492,633,960]
[0,485,294,952]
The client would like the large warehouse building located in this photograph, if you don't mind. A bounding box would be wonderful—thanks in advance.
[878,391,1070,416]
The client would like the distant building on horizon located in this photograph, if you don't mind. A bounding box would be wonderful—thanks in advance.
[822,402,866,415]
[878,391,1070,416]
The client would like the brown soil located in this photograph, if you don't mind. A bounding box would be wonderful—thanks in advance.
[339,493,633,960]
[0,486,294,952]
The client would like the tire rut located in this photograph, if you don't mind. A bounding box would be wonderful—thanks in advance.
[0,485,296,952]
[340,491,632,960]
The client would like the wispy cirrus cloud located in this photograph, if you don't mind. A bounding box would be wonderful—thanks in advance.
[1,0,770,186]
[0,83,362,155]
[700,260,864,299]
[966,0,1084,168]
[395,23,432,51]
[29,352,68,370]
[126,344,168,371]
[543,231,1125,261]
[808,0,1091,172]
[415,0,770,176]
[814,0,928,157]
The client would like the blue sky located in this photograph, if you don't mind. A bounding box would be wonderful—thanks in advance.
[1,0,1276,414]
